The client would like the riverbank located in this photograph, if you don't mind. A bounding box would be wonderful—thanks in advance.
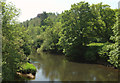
[36,43,119,70]
[16,62,37,79]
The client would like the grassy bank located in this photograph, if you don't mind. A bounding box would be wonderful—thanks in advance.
[18,62,37,75]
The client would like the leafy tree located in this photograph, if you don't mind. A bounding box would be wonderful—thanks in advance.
[108,11,120,68]
[58,1,92,55]
[39,22,62,52]
[40,11,48,26]
[2,1,30,80]
[43,17,53,26]
[99,10,120,68]
[89,3,116,42]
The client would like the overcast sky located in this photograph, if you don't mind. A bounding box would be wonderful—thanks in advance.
[6,0,120,22]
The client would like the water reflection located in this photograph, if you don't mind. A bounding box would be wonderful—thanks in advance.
[29,52,119,81]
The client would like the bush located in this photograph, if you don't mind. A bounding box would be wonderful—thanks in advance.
[18,62,37,75]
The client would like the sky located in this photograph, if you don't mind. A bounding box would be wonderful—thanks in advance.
[6,0,120,22]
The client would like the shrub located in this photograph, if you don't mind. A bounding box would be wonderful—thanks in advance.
[18,62,37,75]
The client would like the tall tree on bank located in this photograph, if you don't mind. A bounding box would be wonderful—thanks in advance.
[58,1,92,55]
[90,3,116,42]
[2,1,30,80]
[99,9,120,68]
[108,10,120,68]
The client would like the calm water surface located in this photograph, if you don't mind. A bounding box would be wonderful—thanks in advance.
[29,52,119,81]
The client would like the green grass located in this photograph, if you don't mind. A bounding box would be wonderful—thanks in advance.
[21,62,36,71]
[87,43,104,47]
[18,62,37,75]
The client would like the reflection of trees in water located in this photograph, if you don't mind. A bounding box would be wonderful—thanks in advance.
[40,53,66,81]
[30,52,118,81]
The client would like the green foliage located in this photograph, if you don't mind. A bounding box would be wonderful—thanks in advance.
[99,11,120,68]
[57,1,92,55]
[18,62,37,74]
[21,1,119,69]
[15,1,119,69]
[98,43,111,59]
[108,11,120,68]
[21,12,57,27]
[89,3,116,42]
[39,22,62,52]
[2,1,32,80]
[87,43,104,46]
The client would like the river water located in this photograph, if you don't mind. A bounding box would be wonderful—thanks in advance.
[29,52,119,81]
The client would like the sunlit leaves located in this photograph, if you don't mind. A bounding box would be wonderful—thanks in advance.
[57,1,91,55]
[99,10,120,68]
[2,1,30,80]
[89,3,116,42]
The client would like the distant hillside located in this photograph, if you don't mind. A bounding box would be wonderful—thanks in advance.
[21,11,60,27]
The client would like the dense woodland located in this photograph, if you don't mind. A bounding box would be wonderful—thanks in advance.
[1,0,120,80]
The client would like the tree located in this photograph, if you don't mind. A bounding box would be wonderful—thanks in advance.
[40,11,48,26]
[2,1,30,80]
[99,10,120,68]
[89,3,116,42]
[108,11,120,68]
[58,1,92,55]
[39,22,62,52]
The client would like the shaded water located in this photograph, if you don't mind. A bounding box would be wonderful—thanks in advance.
[29,52,119,81]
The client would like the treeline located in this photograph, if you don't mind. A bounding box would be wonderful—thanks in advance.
[21,2,120,68]
[1,1,120,80]
[21,12,59,27]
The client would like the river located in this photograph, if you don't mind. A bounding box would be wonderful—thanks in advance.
[28,52,119,81]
